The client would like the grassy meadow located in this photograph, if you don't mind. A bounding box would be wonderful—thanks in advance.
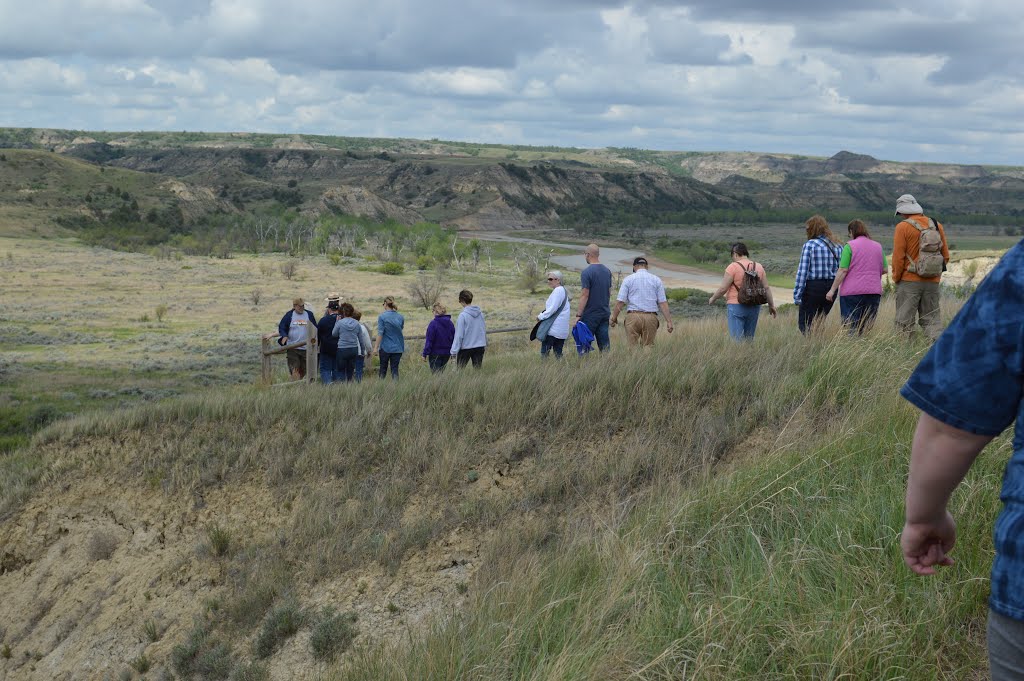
[0,288,1007,679]
[0,234,733,455]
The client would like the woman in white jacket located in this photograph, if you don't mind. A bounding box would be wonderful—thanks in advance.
[537,271,571,359]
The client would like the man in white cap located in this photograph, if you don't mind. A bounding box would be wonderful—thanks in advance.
[892,194,949,340]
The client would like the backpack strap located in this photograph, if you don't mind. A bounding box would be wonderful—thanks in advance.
[818,237,840,264]
[905,216,935,232]
[902,217,937,270]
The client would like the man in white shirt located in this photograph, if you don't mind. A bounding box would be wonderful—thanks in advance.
[610,257,674,346]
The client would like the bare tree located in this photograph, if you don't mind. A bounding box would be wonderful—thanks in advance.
[407,270,446,310]
[517,248,544,293]
[250,289,263,307]
[450,235,461,269]
[280,260,299,280]
[482,243,493,272]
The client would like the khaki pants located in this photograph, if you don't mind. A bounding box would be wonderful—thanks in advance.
[895,280,942,340]
[625,312,659,346]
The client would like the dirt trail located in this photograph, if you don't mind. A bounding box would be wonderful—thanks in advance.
[472,232,794,304]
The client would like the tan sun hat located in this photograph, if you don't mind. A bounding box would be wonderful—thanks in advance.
[895,194,923,216]
[325,292,342,302]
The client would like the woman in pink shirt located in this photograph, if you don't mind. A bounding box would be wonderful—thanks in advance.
[825,219,887,334]
[708,242,777,340]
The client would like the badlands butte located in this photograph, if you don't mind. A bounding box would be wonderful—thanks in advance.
[0,127,1020,680]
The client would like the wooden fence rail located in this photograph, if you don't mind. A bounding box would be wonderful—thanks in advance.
[259,325,532,387]
[261,324,318,386]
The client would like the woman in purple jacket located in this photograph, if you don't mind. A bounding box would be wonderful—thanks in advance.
[825,219,888,334]
[422,302,456,373]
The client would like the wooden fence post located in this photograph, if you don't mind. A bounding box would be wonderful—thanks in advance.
[306,324,318,383]
[261,336,272,385]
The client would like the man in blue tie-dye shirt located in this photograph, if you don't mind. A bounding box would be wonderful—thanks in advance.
[900,240,1024,678]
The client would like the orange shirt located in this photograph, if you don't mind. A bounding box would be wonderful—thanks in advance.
[892,214,949,283]
[725,259,767,304]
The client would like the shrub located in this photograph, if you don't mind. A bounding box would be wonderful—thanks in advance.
[129,654,151,673]
[206,524,232,558]
[171,625,234,680]
[155,304,168,322]
[328,253,342,266]
[87,530,119,561]
[253,601,305,659]
[406,271,445,310]
[142,618,162,643]
[309,608,358,662]
[225,581,279,628]
[378,262,405,276]
[280,261,298,280]
[231,661,270,681]
[415,255,433,270]
[250,289,263,307]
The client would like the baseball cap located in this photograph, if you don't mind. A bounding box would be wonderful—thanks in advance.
[632,257,648,266]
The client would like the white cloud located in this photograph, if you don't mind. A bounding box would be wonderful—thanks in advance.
[0,1,1022,163]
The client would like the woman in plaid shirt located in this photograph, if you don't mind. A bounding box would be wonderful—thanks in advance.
[794,215,843,334]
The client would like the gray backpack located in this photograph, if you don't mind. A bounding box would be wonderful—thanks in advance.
[906,218,944,277]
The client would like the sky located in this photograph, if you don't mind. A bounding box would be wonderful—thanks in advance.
[1,0,1023,165]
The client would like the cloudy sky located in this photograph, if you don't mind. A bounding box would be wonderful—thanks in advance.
[1,0,1023,164]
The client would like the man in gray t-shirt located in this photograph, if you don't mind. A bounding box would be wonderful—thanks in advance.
[576,243,613,351]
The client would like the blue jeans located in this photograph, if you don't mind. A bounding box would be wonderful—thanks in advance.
[354,355,364,382]
[839,294,881,335]
[727,304,760,341]
[335,348,359,382]
[798,279,834,334]
[319,354,342,384]
[379,351,402,380]
[541,336,566,358]
[581,314,610,352]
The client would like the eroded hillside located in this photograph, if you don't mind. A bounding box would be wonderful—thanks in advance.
[5,127,1024,234]
[0,312,1003,680]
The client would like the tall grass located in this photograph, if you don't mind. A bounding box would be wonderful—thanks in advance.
[4,300,1002,678]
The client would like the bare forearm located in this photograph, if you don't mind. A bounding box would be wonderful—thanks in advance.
[658,301,672,323]
[611,301,624,319]
[577,290,590,316]
[905,413,992,523]
[709,284,730,303]
[828,268,848,296]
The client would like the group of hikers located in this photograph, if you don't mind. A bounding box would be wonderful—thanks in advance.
[712,192,950,340]
[267,192,1024,675]
[276,289,487,384]
[276,192,953,380]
